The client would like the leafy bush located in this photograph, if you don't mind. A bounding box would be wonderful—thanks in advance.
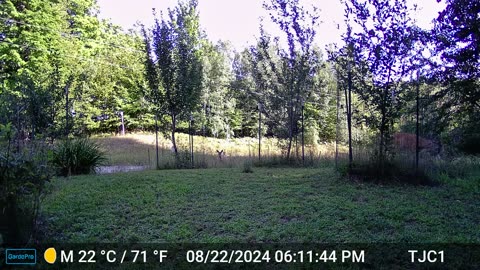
[52,138,106,176]
[426,155,480,179]
[0,123,52,245]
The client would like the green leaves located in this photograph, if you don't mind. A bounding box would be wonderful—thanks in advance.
[143,0,204,153]
[338,0,421,161]
[52,138,107,176]
[1,0,147,137]
[432,0,479,135]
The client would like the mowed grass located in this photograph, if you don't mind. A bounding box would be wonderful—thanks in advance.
[41,167,480,243]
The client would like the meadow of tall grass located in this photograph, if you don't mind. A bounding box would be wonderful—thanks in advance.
[92,132,344,169]
[91,132,479,186]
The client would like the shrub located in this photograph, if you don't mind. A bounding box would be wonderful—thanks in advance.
[0,123,52,245]
[242,160,254,173]
[427,155,480,179]
[52,138,106,176]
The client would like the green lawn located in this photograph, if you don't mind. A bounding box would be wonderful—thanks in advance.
[41,167,480,243]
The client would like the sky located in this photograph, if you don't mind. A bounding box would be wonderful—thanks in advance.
[96,0,446,51]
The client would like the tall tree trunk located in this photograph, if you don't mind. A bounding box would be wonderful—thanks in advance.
[65,85,69,137]
[258,107,261,162]
[286,102,294,159]
[301,103,305,165]
[155,114,159,169]
[335,82,340,170]
[347,64,353,171]
[379,106,387,179]
[16,103,21,152]
[189,117,194,168]
[171,112,178,155]
[64,77,73,137]
[415,73,420,179]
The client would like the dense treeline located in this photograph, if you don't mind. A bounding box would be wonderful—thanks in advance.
[0,0,339,148]
[141,0,338,160]
[0,0,147,140]
[0,0,478,152]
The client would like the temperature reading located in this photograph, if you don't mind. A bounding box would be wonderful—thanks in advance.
[131,250,147,263]
[99,250,149,263]
[153,250,168,262]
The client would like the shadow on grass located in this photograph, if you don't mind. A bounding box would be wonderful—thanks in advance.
[347,162,439,186]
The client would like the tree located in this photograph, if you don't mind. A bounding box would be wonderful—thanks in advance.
[263,0,321,159]
[0,0,94,140]
[75,22,146,135]
[0,0,146,138]
[230,49,260,137]
[200,40,235,138]
[432,0,479,153]
[342,0,420,175]
[435,0,480,83]
[143,0,203,155]
[329,26,356,169]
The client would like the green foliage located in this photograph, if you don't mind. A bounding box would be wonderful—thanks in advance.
[434,0,480,82]
[333,0,424,176]
[0,0,147,138]
[427,155,480,180]
[200,40,236,138]
[0,123,52,244]
[260,0,322,158]
[142,0,203,154]
[52,138,106,176]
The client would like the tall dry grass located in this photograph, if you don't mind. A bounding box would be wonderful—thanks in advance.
[92,132,345,169]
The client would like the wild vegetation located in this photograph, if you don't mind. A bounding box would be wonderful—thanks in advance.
[0,0,478,248]
[92,133,339,169]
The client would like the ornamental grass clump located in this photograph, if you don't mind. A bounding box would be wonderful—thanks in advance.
[52,138,106,176]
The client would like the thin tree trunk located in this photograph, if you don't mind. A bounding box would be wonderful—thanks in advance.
[189,117,194,168]
[65,84,69,137]
[155,114,159,169]
[379,108,387,179]
[347,62,353,171]
[295,132,298,159]
[286,102,294,159]
[120,111,125,136]
[301,104,305,165]
[171,112,178,154]
[415,73,420,179]
[16,104,21,152]
[258,108,261,162]
[335,82,340,170]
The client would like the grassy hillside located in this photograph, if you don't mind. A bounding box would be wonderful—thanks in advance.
[41,167,480,243]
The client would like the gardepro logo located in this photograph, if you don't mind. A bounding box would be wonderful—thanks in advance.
[5,248,37,265]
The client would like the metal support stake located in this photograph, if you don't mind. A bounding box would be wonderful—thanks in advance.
[155,114,159,169]
[258,102,263,162]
